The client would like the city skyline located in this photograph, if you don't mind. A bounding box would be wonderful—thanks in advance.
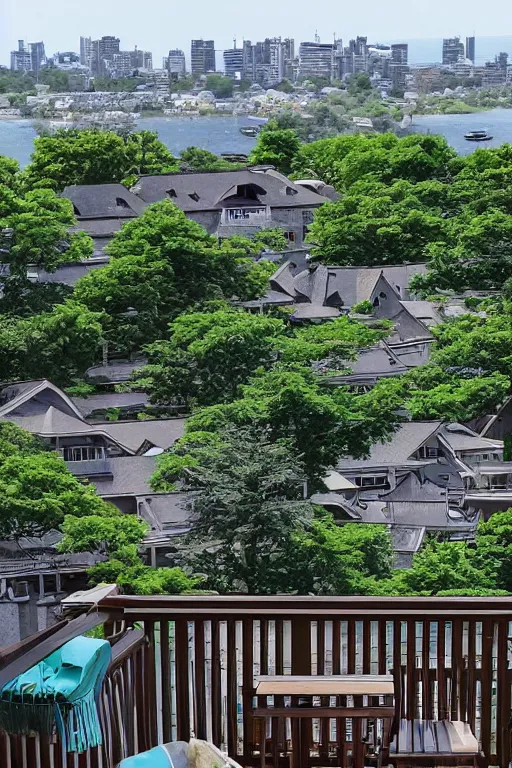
[0,0,504,68]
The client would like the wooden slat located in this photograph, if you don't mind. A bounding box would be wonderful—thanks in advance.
[242,618,254,758]
[211,619,222,747]
[378,619,387,675]
[437,620,447,720]
[451,618,463,721]
[362,620,371,675]
[393,619,403,719]
[160,619,172,744]
[332,619,344,762]
[467,621,476,732]
[133,645,146,754]
[272,619,284,768]
[480,618,493,760]
[291,618,311,768]
[406,619,416,719]
[253,706,395,718]
[316,620,329,762]
[347,619,356,675]
[194,620,207,741]
[496,619,510,768]
[256,675,394,695]
[143,621,158,748]
[257,619,268,765]
[421,620,431,720]
[175,618,190,742]
[226,620,238,758]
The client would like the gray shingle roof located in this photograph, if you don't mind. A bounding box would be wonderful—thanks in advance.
[73,393,149,418]
[62,184,147,218]
[89,456,156,496]
[37,258,109,286]
[99,418,186,453]
[85,361,147,384]
[131,168,326,211]
[337,421,443,470]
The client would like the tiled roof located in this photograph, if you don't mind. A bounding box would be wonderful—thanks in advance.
[62,183,147,217]
[131,168,326,210]
[337,421,444,470]
[99,418,186,453]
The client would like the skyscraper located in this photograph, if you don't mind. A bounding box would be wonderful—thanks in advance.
[223,45,244,79]
[466,36,475,64]
[167,50,186,77]
[10,41,31,72]
[191,40,216,74]
[391,44,408,65]
[80,36,92,67]
[29,42,46,76]
[298,40,334,81]
[442,37,464,66]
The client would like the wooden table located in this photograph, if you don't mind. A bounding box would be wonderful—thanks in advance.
[253,675,395,768]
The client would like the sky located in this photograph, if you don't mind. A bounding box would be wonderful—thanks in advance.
[0,0,508,68]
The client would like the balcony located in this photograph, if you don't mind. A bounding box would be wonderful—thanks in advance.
[0,595,511,767]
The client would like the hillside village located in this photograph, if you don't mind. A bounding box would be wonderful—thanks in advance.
[2,126,512,644]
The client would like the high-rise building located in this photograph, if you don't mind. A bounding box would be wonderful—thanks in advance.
[191,40,216,74]
[10,40,32,72]
[80,36,93,67]
[223,45,244,79]
[298,40,334,81]
[391,44,408,65]
[442,37,464,66]
[30,42,46,76]
[167,49,186,77]
[390,63,409,92]
[466,36,475,65]
[90,36,120,75]
[498,51,508,71]
[98,36,120,59]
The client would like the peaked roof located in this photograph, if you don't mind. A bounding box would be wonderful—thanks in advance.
[131,168,327,211]
[337,421,444,470]
[96,418,186,453]
[0,379,83,420]
[62,183,147,218]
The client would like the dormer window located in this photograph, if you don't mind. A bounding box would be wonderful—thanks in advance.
[286,187,298,195]
[167,189,177,198]
[116,197,130,209]
[189,192,200,202]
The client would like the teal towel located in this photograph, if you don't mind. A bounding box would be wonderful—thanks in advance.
[118,745,174,767]
[0,636,111,753]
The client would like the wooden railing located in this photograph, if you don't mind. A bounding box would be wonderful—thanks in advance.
[1,595,512,767]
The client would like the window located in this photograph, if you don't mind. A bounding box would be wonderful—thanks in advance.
[285,186,298,196]
[167,189,177,198]
[63,446,105,462]
[426,446,439,458]
[284,231,296,243]
[355,475,389,488]
[116,197,130,209]
[379,291,387,299]
[188,192,200,202]
[227,208,250,221]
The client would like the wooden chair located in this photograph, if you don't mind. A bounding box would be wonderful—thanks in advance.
[389,718,479,767]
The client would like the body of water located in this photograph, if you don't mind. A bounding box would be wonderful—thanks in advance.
[1,109,512,167]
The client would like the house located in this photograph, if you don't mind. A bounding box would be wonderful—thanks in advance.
[324,342,409,389]
[0,378,190,643]
[129,167,329,246]
[250,261,428,319]
[61,183,147,256]
[314,419,512,562]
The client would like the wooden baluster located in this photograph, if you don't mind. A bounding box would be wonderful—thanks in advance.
[160,619,172,744]
[211,619,222,747]
[272,619,284,768]
[450,617,463,721]
[333,620,345,764]
[175,618,190,742]
[226,620,238,760]
[437,621,447,721]
[194,620,207,741]
[144,621,158,748]
[406,620,416,720]
[496,619,510,768]
[480,619,493,762]
[467,621,476,733]
[242,618,254,764]
[422,620,432,720]
[291,617,311,768]
[317,620,329,762]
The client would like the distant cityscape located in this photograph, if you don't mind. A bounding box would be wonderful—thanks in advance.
[6,34,512,94]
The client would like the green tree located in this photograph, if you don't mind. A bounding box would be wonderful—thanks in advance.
[0,301,104,386]
[174,427,315,594]
[0,423,111,538]
[179,147,243,172]
[58,508,200,595]
[205,75,234,98]
[0,180,93,307]
[24,129,177,191]
[139,308,286,407]
[248,127,302,175]
[74,201,273,355]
